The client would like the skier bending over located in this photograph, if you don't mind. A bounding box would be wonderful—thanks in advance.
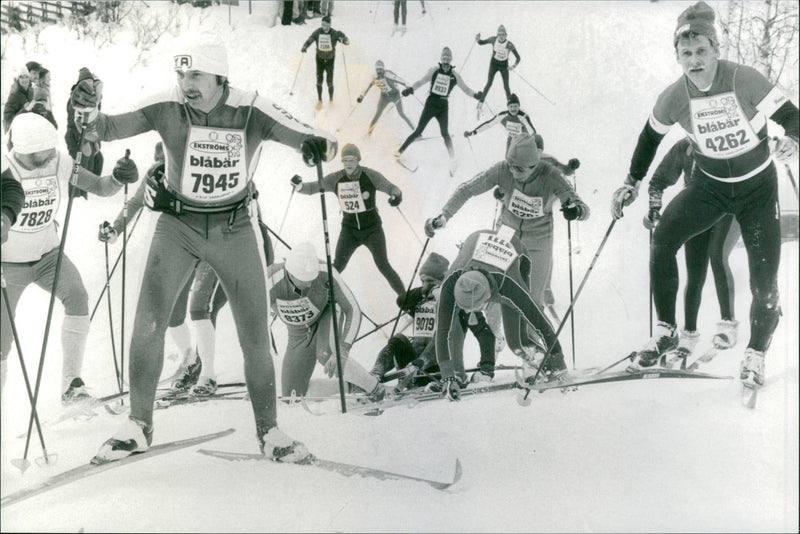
[357,60,414,135]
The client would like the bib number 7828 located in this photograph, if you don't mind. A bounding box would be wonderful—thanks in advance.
[192,172,240,194]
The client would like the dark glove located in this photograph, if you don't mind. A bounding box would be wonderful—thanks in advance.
[290,174,303,192]
[464,130,475,138]
[493,187,504,200]
[401,87,413,97]
[568,158,581,171]
[424,214,446,238]
[442,377,461,401]
[474,90,484,101]
[69,183,88,200]
[561,201,586,221]
[357,96,363,103]
[301,136,332,166]
[112,150,139,185]
[70,78,99,109]
[643,192,662,230]
[301,47,308,53]
[98,221,118,244]
[388,193,402,207]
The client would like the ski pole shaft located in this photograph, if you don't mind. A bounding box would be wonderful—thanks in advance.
[390,238,429,339]
[336,102,360,133]
[278,188,295,235]
[372,0,380,23]
[353,317,396,343]
[395,206,424,246]
[523,218,618,399]
[342,51,352,106]
[462,39,477,71]
[265,225,292,251]
[648,228,653,338]
[567,220,576,369]
[289,54,304,96]
[785,162,799,200]
[511,69,556,106]
[104,240,121,393]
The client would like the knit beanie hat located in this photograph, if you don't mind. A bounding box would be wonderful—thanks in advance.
[322,15,331,23]
[441,47,452,62]
[506,133,541,167]
[341,143,361,161]
[375,60,385,71]
[497,25,507,35]
[285,242,320,283]
[674,2,717,47]
[15,65,29,80]
[507,93,520,105]
[419,252,450,282]
[9,112,58,154]
[174,37,229,77]
[454,271,491,312]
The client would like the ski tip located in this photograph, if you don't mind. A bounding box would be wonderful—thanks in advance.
[453,458,463,484]
[742,385,759,409]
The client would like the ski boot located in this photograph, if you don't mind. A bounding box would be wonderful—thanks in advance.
[740,348,765,388]
[662,329,700,369]
[713,319,739,349]
[627,321,678,372]
[367,382,395,402]
[93,416,153,464]
[167,356,202,397]
[62,377,95,405]
[258,426,310,463]
[469,370,493,384]
[190,377,218,397]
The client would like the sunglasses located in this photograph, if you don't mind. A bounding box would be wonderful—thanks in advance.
[510,163,536,173]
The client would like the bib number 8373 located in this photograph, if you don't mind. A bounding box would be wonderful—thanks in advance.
[192,172,240,194]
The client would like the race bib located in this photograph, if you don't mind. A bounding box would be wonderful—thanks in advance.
[337,181,366,213]
[318,33,333,52]
[431,73,451,97]
[508,189,544,219]
[181,125,248,204]
[413,301,436,338]
[375,77,391,94]
[505,121,523,137]
[493,40,509,61]
[690,92,757,159]
[15,175,60,233]
[276,297,321,326]
[472,232,518,272]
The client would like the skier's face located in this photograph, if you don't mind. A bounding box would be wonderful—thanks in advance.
[508,103,520,115]
[676,34,719,89]
[497,31,507,42]
[176,70,225,113]
[321,21,331,32]
[16,148,56,169]
[17,73,30,89]
[509,162,537,182]
[342,156,359,175]
[288,272,314,289]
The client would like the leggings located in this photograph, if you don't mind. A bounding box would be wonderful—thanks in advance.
[316,56,335,100]
[333,223,405,296]
[482,59,511,101]
[682,213,740,331]
[398,97,452,157]
[370,91,414,131]
[651,166,781,352]
[393,0,406,24]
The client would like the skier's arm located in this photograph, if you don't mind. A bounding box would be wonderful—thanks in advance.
[359,80,374,99]
[301,30,319,51]
[768,100,799,141]
[476,35,494,46]
[521,112,536,133]
[453,70,479,99]
[628,120,666,182]
[332,269,361,348]
[472,114,501,135]
[1,169,25,226]
[363,168,401,198]
[336,30,350,46]
[255,95,337,161]
[111,178,147,235]
[297,172,338,195]
[411,67,438,92]
[385,71,408,88]
[509,42,521,67]
[441,165,500,220]
[649,138,690,194]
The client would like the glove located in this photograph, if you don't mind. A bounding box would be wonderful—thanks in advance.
[388,193,402,207]
[112,150,139,185]
[442,376,461,401]
[464,130,475,138]
[493,187,504,200]
[561,200,587,221]
[475,33,481,41]
[1,212,11,244]
[357,96,363,103]
[290,174,303,192]
[568,158,581,171]
[474,90,484,101]
[70,78,100,126]
[643,191,662,230]
[98,221,119,244]
[401,87,413,97]
[301,136,334,166]
[424,214,447,238]
[510,63,518,71]
[773,136,798,161]
[323,348,349,377]
[610,174,641,220]
[301,47,307,53]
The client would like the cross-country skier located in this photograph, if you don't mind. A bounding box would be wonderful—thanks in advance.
[292,143,406,297]
[395,47,483,175]
[301,15,350,110]
[0,113,139,403]
[609,2,798,395]
[644,137,741,365]
[423,225,569,400]
[371,251,503,387]
[357,60,414,135]
[392,0,407,35]
[425,134,589,311]
[465,94,536,153]
[475,25,520,109]
[73,37,337,463]
[268,242,391,400]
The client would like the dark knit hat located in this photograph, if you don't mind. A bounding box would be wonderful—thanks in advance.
[507,93,520,105]
[77,67,95,82]
[341,143,361,161]
[322,15,331,23]
[419,252,449,282]
[674,2,717,47]
[454,271,491,311]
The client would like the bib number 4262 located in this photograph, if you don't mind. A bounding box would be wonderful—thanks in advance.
[705,130,749,153]
[192,172,240,194]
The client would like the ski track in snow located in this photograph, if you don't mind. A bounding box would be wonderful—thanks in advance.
[1,1,798,532]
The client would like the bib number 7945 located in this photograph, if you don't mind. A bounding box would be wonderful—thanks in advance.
[192,172,240,194]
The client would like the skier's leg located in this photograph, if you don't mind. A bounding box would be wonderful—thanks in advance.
[281,327,317,397]
[189,261,221,383]
[682,229,712,332]
[482,62,499,100]
[464,310,496,377]
[500,67,511,100]
[394,97,415,130]
[393,0,399,24]
[315,57,324,101]
[168,272,194,367]
[370,95,390,130]
[363,226,405,296]
[316,306,377,392]
[435,104,454,157]
[399,101,434,153]
[333,225,360,273]
[709,214,738,320]
[0,263,31,395]
[326,58,334,100]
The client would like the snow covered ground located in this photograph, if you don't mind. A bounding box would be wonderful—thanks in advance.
[1,1,798,532]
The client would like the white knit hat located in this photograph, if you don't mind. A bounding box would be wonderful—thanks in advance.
[285,242,320,282]
[174,37,229,77]
[10,113,58,154]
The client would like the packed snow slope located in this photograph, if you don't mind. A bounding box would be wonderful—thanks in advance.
[1,1,798,532]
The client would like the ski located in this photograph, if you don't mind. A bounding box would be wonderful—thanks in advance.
[1,429,235,508]
[686,348,719,371]
[395,153,418,172]
[520,368,734,393]
[155,389,248,410]
[197,449,462,490]
[741,383,759,409]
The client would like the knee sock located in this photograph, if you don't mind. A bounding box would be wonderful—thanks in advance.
[61,314,90,392]
[168,323,194,367]
[193,319,216,381]
[343,357,379,392]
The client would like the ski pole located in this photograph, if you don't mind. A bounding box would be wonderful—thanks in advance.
[278,187,296,235]
[521,218,618,400]
[461,39,477,72]
[648,228,653,338]
[353,317,396,343]
[395,206,424,246]
[336,102,360,133]
[389,238,429,339]
[571,173,582,254]
[313,149,348,414]
[341,50,352,106]
[119,150,132,393]
[511,69,556,106]
[265,224,292,251]
[289,54,304,96]
[567,219,576,369]
[2,270,53,471]
[103,237,121,393]
[784,162,799,201]
[465,136,481,168]
[89,209,142,322]
[596,352,637,375]
[21,120,88,466]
